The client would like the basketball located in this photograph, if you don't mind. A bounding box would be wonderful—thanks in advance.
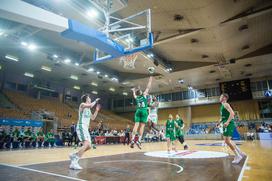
[148,67,155,74]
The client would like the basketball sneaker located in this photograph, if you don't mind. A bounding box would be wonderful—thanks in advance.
[70,162,82,170]
[130,141,135,148]
[184,145,189,150]
[232,155,243,164]
[136,141,142,149]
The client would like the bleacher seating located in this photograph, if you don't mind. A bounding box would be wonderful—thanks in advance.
[0,92,15,109]
[1,90,132,129]
[187,123,221,135]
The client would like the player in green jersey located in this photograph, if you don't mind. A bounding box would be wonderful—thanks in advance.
[175,114,189,150]
[165,114,177,153]
[217,93,246,164]
[130,76,153,149]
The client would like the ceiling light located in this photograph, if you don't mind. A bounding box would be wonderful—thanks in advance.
[104,74,108,78]
[165,68,172,72]
[75,62,79,66]
[64,58,71,64]
[5,54,19,62]
[21,41,28,46]
[96,71,100,75]
[123,92,128,96]
[111,77,119,82]
[88,67,94,72]
[41,65,52,72]
[28,44,37,50]
[0,31,4,36]
[73,85,80,90]
[53,54,58,58]
[70,75,78,80]
[24,72,34,78]
[91,82,98,87]
[109,87,115,92]
[0,65,2,70]
[87,9,98,18]
[92,91,98,95]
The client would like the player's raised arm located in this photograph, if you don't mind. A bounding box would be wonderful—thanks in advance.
[81,98,100,109]
[131,88,137,99]
[91,104,101,120]
[144,76,153,96]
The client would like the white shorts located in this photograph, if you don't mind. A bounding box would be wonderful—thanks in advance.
[148,114,158,124]
[76,125,91,143]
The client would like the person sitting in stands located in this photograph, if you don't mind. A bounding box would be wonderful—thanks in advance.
[23,127,33,148]
[36,127,45,148]
[113,128,118,136]
[46,129,55,147]
[0,126,7,149]
[12,127,22,149]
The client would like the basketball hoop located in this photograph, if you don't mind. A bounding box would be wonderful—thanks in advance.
[120,53,138,70]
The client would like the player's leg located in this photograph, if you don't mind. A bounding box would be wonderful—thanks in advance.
[172,140,178,152]
[166,138,171,153]
[224,136,242,164]
[130,122,139,148]
[70,127,91,169]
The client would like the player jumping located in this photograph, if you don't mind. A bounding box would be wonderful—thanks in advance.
[175,114,189,150]
[130,76,153,149]
[217,93,246,164]
[69,94,100,170]
[147,95,159,133]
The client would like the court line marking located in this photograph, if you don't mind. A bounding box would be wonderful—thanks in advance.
[0,163,87,181]
[94,159,183,174]
[237,156,249,181]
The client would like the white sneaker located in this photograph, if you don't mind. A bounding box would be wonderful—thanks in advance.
[70,162,82,170]
[232,155,243,164]
[240,152,247,158]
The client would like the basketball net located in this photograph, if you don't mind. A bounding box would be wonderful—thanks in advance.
[120,53,138,70]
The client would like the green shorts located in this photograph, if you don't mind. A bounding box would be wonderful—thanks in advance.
[135,109,148,123]
[165,132,176,141]
[176,129,183,137]
[223,120,235,137]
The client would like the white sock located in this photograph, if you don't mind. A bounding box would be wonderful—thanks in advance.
[138,136,142,142]
[132,134,135,142]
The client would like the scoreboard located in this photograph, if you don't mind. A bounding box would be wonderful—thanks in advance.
[219,79,252,101]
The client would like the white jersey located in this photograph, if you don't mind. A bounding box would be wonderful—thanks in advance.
[149,101,158,115]
[77,107,92,128]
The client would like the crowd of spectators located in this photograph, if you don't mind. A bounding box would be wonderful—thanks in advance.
[0,126,56,149]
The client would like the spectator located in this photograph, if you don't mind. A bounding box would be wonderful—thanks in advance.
[0,126,7,149]
[36,127,45,148]
[124,125,131,145]
[118,130,125,137]
[12,127,22,149]
[23,127,32,148]
[113,128,118,136]
[45,129,55,147]
[70,122,77,146]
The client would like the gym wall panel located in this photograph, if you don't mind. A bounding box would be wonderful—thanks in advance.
[230,100,260,120]
[191,104,220,123]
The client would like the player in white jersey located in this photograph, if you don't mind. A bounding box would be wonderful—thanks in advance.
[69,94,100,170]
[148,95,159,133]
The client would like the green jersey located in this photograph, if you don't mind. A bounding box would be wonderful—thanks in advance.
[165,119,176,141]
[175,119,184,136]
[24,130,32,137]
[165,119,176,133]
[36,131,44,137]
[136,95,148,110]
[12,129,20,138]
[220,104,233,123]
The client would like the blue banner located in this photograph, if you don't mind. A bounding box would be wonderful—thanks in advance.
[0,118,43,127]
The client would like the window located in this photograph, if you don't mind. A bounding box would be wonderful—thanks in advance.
[182,91,189,100]
[172,92,181,101]
[17,84,27,91]
[269,80,272,89]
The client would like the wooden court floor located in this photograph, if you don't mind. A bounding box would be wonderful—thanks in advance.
[0,140,271,181]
